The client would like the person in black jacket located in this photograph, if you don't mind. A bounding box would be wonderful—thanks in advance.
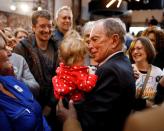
[70,18,136,131]
[155,75,164,104]
[13,10,58,130]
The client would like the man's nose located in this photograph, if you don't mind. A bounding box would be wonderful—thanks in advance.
[45,26,50,32]
[88,40,94,49]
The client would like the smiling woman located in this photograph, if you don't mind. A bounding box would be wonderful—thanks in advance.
[0,32,51,131]
[128,37,163,110]
[52,6,73,47]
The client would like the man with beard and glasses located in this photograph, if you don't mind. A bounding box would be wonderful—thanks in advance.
[13,10,59,130]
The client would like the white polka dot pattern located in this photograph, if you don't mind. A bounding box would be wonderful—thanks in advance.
[52,63,98,102]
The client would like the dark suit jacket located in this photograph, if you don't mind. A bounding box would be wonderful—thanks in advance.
[77,52,136,131]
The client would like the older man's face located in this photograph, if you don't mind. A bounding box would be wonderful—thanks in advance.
[89,22,114,63]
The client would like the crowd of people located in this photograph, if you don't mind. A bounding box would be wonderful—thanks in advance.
[0,5,164,131]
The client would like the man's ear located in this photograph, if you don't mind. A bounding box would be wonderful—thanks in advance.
[112,34,119,48]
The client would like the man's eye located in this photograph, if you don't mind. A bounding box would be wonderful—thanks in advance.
[92,38,98,42]
[40,25,51,29]
[39,25,45,28]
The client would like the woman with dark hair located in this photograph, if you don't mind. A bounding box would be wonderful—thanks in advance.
[128,37,163,110]
[142,27,164,70]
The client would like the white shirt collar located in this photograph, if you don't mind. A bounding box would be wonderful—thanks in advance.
[99,51,123,67]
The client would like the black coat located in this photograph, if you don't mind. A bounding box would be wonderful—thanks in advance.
[13,34,59,108]
[77,52,136,131]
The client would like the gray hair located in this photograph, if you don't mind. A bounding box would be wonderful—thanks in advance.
[55,6,73,20]
[82,21,95,36]
[103,18,126,44]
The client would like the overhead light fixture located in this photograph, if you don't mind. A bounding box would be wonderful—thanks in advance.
[117,0,122,8]
[10,0,43,12]
[106,0,123,8]
[10,5,16,11]
[32,0,44,11]
[37,0,42,10]
[143,0,149,4]
[37,6,42,11]
[20,3,30,12]
[106,0,116,8]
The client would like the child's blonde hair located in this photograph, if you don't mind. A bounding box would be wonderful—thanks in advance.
[59,30,87,66]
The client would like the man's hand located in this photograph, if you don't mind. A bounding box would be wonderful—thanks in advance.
[56,99,82,131]
[56,99,77,122]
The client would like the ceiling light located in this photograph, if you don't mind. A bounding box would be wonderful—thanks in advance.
[10,5,16,11]
[20,3,30,12]
[37,6,42,11]
[106,0,116,8]
[106,0,123,8]
[117,0,122,8]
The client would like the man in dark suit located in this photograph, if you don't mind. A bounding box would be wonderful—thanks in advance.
[76,18,136,131]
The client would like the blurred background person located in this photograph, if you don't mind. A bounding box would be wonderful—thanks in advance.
[53,6,73,47]
[142,27,164,70]
[155,75,164,105]
[1,27,17,51]
[82,21,98,66]
[124,104,164,131]
[14,27,28,43]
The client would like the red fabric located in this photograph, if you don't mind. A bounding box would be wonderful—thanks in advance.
[52,63,97,102]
